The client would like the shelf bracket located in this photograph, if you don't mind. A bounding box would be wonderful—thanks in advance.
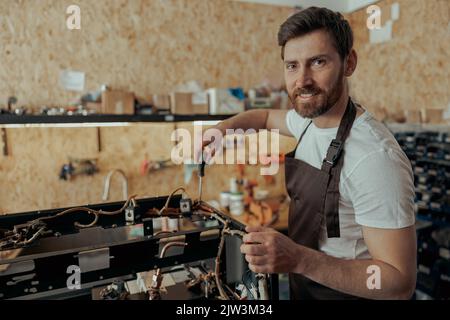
[97,127,102,152]
[1,128,8,156]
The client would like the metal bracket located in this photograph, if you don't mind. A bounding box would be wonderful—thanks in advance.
[125,205,135,224]
[97,127,102,152]
[78,247,110,273]
[1,128,8,156]
[142,218,153,236]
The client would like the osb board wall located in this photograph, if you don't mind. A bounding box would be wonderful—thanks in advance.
[347,0,449,113]
[0,124,171,213]
[0,0,295,213]
[0,123,296,214]
[0,0,291,107]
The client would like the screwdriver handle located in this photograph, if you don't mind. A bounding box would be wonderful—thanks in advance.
[198,161,206,177]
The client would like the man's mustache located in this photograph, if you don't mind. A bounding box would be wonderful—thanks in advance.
[294,86,322,97]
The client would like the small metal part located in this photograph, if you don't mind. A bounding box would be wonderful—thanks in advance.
[78,247,110,273]
[143,218,153,236]
[1,128,7,156]
[97,127,102,152]
[125,203,135,224]
[180,198,192,213]
[99,279,127,300]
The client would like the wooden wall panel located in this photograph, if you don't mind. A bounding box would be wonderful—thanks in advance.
[347,0,449,113]
[1,0,447,214]
[0,0,290,108]
[0,122,294,214]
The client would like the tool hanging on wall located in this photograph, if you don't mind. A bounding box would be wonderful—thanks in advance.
[59,157,99,181]
[140,154,174,176]
[1,96,27,116]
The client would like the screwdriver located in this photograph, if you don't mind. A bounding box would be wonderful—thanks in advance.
[198,160,206,202]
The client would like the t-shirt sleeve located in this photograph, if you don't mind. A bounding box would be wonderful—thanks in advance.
[342,148,416,229]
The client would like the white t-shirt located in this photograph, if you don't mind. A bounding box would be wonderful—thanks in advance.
[285,108,415,260]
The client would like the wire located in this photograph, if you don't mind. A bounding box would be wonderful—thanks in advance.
[153,230,177,237]
[1,188,270,300]
[0,195,138,248]
[38,195,137,223]
[223,283,242,300]
[21,227,46,245]
[159,187,188,215]
[214,219,230,300]
[149,241,187,300]
[224,229,246,238]
[257,274,269,300]
[194,201,269,300]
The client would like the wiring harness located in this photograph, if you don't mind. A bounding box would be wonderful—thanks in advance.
[146,199,269,300]
[0,190,270,300]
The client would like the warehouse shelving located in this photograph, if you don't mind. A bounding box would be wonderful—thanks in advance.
[391,125,450,299]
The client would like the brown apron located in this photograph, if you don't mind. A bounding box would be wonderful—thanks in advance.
[285,97,359,300]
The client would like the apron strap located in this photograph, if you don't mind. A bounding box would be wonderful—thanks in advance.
[321,99,357,173]
[293,120,313,152]
[321,98,357,238]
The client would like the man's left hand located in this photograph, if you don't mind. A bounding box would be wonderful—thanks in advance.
[240,226,302,274]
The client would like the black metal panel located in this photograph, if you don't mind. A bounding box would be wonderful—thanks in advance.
[0,196,278,300]
[0,114,234,125]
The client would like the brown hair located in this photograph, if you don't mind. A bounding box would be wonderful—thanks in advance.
[278,7,353,60]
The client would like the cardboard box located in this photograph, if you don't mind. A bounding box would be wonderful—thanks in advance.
[85,102,102,114]
[151,94,171,111]
[101,90,135,115]
[404,109,422,123]
[207,88,245,115]
[421,108,444,124]
[386,111,406,123]
[170,92,209,115]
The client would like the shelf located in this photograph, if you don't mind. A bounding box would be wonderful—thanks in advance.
[0,114,235,126]
[386,122,450,133]
[416,158,450,168]
[417,213,450,228]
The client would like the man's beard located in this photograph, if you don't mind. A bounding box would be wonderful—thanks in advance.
[289,68,344,119]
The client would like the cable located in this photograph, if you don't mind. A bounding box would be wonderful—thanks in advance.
[195,201,269,300]
[214,219,230,300]
[150,199,269,301]
[1,188,270,300]
[0,195,138,248]
[257,274,269,300]
[149,241,187,300]
[38,195,137,223]
[223,283,242,300]
[153,230,177,237]
[21,227,46,245]
[159,187,188,215]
